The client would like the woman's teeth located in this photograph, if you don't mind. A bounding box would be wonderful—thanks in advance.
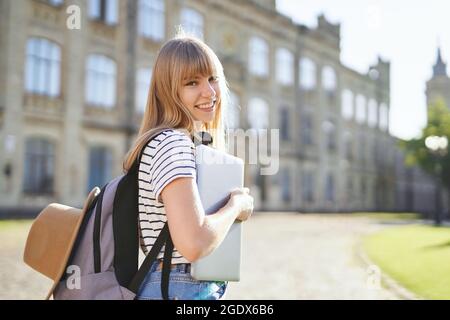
[195,101,215,109]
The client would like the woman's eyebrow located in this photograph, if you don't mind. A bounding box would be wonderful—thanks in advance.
[183,75,201,81]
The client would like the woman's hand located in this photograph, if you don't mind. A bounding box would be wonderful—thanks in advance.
[227,187,254,221]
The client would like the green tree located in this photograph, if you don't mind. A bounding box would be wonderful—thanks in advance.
[399,99,450,225]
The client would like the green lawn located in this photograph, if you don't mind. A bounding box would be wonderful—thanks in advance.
[0,219,32,230]
[364,224,450,300]
[351,212,421,221]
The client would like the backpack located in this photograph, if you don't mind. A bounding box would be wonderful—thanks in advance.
[24,128,176,300]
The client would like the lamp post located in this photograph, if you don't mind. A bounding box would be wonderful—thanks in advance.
[424,135,448,226]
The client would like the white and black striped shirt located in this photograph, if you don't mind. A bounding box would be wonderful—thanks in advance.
[138,129,196,264]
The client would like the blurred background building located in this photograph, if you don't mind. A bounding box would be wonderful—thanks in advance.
[0,0,445,217]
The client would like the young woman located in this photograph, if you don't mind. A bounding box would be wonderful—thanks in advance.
[123,35,254,300]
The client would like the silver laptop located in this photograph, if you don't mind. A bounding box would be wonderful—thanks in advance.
[191,144,244,282]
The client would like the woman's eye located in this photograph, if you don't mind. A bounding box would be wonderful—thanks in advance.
[209,76,219,82]
[186,81,197,86]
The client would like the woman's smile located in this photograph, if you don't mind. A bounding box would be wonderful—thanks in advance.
[194,100,216,112]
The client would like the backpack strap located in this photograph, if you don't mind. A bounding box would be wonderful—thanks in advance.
[114,127,173,292]
[128,223,170,294]
[126,128,183,300]
[93,186,106,273]
[161,232,174,300]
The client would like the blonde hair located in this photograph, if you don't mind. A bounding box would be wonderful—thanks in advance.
[123,34,229,172]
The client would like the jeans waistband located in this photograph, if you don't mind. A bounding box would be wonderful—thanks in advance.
[154,260,191,273]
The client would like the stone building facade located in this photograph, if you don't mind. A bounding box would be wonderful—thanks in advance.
[0,0,433,215]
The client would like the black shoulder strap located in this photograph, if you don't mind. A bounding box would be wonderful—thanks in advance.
[93,186,106,273]
[113,127,172,289]
[161,233,174,300]
[128,223,170,294]
[127,128,180,299]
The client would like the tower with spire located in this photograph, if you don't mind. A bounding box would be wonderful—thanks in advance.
[426,46,450,110]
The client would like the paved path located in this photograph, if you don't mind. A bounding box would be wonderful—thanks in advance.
[0,214,410,300]
[225,213,403,300]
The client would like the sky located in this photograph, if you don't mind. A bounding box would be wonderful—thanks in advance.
[276,0,450,140]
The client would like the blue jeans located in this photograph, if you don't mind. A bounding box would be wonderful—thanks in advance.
[136,261,228,300]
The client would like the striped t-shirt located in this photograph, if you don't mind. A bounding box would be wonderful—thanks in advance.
[138,129,196,264]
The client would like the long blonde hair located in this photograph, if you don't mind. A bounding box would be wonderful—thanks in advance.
[123,35,229,172]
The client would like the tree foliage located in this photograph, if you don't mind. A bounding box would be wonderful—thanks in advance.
[399,98,450,189]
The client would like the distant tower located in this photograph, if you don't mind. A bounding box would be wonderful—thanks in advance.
[426,46,450,109]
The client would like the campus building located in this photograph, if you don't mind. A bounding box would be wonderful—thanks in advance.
[0,0,439,215]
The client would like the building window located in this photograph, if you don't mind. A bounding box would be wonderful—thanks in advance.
[359,134,366,163]
[322,120,336,151]
[361,178,367,205]
[138,0,165,41]
[248,97,269,129]
[341,89,354,120]
[136,68,152,114]
[180,7,204,40]
[25,38,61,97]
[322,65,337,92]
[255,166,266,202]
[85,54,117,108]
[344,131,353,161]
[280,168,291,202]
[227,91,240,129]
[276,48,294,86]
[280,108,290,141]
[249,37,269,77]
[368,98,378,128]
[302,171,315,203]
[347,177,353,201]
[379,103,389,131]
[325,173,335,203]
[88,0,118,25]
[355,94,366,124]
[88,146,113,191]
[301,113,314,145]
[23,138,55,195]
[299,57,316,90]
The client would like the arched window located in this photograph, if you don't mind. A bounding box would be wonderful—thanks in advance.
[325,173,335,202]
[300,112,314,145]
[136,68,152,113]
[85,54,117,108]
[322,65,336,91]
[279,107,290,141]
[87,146,113,192]
[280,168,291,202]
[249,37,269,77]
[302,171,315,203]
[355,94,366,124]
[138,0,165,41]
[299,57,316,89]
[379,103,389,131]
[247,97,269,129]
[25,38,61,97]
[23,138,55,194]
[180,7,204,40]
[322,120,336,151]
[368,98,378,128]
[276,48,294,85]
[341,89,354,120]
[88,0,118,25]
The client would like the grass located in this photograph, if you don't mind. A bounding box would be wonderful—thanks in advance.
[351,212,421,221]
[364,224,450,300]
[0,219,32,231]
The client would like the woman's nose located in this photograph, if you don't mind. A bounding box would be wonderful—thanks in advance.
[201,81,216,98]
